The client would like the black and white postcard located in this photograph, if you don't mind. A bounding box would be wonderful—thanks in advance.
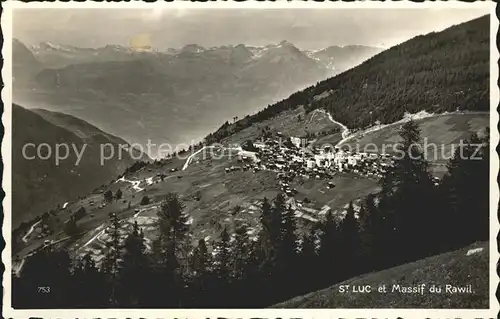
[2,1,499,318]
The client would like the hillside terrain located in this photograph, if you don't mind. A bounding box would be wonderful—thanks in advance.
[13,110,379,256]
[11,14,492,310]
[12,104,147,229]
[341,112,489,176]
[13,15,491,262]
[210,15,489,143]
[311,15,489,129]
[271,241,489,308]
[13,40,381,154]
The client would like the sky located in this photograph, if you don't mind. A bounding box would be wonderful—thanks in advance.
[13,8,489,51]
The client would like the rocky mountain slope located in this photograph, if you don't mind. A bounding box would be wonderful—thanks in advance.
[12,39,42,86]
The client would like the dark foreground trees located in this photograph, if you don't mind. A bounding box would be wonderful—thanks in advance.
[13,122,489,308]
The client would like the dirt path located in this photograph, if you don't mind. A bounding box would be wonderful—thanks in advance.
[318,109,490,147]
[21,220,42,243]
[310,109,350,146]
[182,145,242,171]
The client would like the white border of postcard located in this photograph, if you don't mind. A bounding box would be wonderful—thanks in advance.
[2,1,499,318]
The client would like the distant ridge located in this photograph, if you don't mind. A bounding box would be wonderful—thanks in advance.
[12,104,147,228]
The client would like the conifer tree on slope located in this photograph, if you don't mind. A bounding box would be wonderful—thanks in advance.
[215,226,231,281]
[16,247,73,308]
[297,229,319,293]
[318,211,339,284]
[337,201,361,280]
[258,197,278,270]
[378,120,437,264]
[192,238,211,279]
[213,226,232,306]
[231,224,253,282]
[115,188,123,200]
[151,192,190,307]
[101,212,122,306]
[279,205,298,264]
[73,253,109,307]
[189,238,211,307]
[276,204,298,297]
[256,195,286,303]
[358,194,380,271]
[117,221,149,307]
[439,131,489,248]
[231,223,262,307]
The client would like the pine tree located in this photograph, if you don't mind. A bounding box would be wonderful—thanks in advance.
[151,192,190,307]
[192,238,210,276]
[257,194,287,303]
[117,221,149,307]
[337,201,361,280]
[104,190,113,203]
[378,120,438,264]
[211,226,232,306]
[115,188,123,200]
[277,205,298,295]
[16,247,73,308]
[188,238,212,307]
[297,229,319,293]
[230,225,252,281]
[101,212,122,306]
[439,132,489,249]
[257,197,275,265]
[317,211,339,284]
[230,224,262,307]
[214,227,231,282]
[72,254,109,307]
[358,194,378,271]
[140,195,150,205]
[64,216,79,237]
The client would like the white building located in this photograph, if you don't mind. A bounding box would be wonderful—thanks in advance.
[239,151,260,162]
[314,153,335,168]
[306,159,316,169]
[254,142,266,149]
[292,155,304,163]
[290,137,302,148]
[347,156,358,166]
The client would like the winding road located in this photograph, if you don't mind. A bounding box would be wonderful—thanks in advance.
[182,146,216,170]
[116,176,144,192]
[314,109,489,148]
[21,220,42,243]
[310,109,351,147]
[182,145,242,171]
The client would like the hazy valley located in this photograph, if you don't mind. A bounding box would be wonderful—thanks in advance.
[14,39,383,154]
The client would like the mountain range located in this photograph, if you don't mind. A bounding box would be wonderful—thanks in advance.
[13,39,383,156]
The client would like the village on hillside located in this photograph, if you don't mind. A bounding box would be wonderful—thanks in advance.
[228,131,396,187]
[14,124,446,272]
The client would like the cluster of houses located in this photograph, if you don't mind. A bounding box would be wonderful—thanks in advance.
[227,134,396,189]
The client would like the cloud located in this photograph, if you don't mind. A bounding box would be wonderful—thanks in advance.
[12,8,489,50]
